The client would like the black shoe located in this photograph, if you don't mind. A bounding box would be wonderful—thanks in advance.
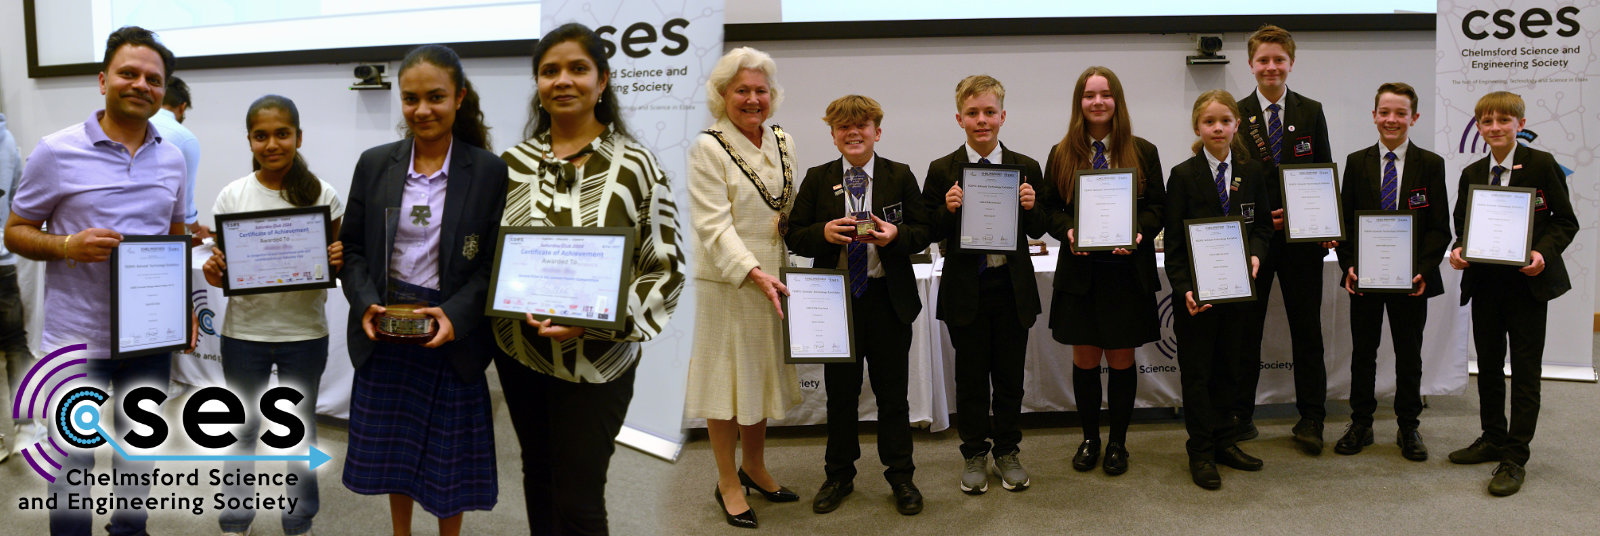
[1102,442,1129,476]
[1215,446,1264,471]
[811,479,854,514]
[1189,459,1221,490]
[891,482,923,515]
[714,486,757,529]
[1236,420,1259,441]
[739,468,799,502]
[1333,423,1374,455]
[1488,461,1525,496]
[1397,429,1428,461]
[1071,439,1101,472]
[1291,418,1324,456]
[1449,437,1505,465]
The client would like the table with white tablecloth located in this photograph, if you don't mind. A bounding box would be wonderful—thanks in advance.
[772,250,1470,431]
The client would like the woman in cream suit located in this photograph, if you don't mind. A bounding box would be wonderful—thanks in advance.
[684,47,802,529]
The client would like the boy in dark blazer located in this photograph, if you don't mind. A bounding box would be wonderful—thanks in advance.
[1445,91,1578,497]
[1331,83,1450,462]
[919,75,1048,495]
[785,95,930,516]
[1165,90,1273,489]
[1234,24,1336,453]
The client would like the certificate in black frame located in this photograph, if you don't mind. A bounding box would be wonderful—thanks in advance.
[779,267,857,365]
[1072,167,1138,252]
[1354,210,1418,294]
[1184,216,1257,306]
[214,205,335,297]
[1278,162,1345,243]
[485,226,637,331]
[1460,184,1536,267]
[110,235,194,359]
[954,162,1027,254]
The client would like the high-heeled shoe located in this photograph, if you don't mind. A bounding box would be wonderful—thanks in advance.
[739,468,800,502]
[714,486,757,529]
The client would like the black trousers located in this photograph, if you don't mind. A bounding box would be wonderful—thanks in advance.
[1469,270,1546,466]
[950,268,1028,458]
[825,278,915,485]
[1174,301,1251,460]
[496,353,636,536]
[1239,238,1327,422]
[1348,292,1427,430]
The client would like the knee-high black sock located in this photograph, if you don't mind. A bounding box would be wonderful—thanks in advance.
[1108,366,1137,444]
[1073,365,1102,442]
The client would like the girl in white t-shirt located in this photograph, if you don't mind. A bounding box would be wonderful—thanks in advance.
[202,95,344,536]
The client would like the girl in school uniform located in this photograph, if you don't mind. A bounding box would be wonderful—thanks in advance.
[1162,90,1272,490]
[1044,66,1165,476]
[202,95,343,536]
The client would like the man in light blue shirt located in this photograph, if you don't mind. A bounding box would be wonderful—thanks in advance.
[0,111,39,465]
[149,75,209,240]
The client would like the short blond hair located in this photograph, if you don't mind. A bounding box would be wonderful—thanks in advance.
[1247,24,1296,61]
[705,47,782,121]
[822,95,884,127]
[954,75,1005,110]
[1474,91,1525,120]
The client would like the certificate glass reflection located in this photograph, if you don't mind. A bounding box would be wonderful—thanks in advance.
[1462,185,1535,266]
[957,163,1024,252]
[486,226,636,331]
[1355,211,1416,293]
[1279,163,1344,242]
[780,268,855,364]
[1185,217,1255,305]
[1073,168,1137,251]
[111,235,192,358]
[214,206,335,296]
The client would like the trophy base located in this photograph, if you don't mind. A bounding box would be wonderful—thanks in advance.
[376,303,437,345]
[376,330,438,345]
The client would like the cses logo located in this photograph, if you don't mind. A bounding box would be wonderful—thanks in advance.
[193,289,216,337]
[1155,293,1178,360]
[15,344,330,484]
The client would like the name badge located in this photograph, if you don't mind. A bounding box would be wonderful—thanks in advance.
[882,202,904,224]
[1240,203,1256,223]
[832,183,845,196]
[1408,188,1429,209]
[1294,137,1313,157]
[1229,176,1242,191]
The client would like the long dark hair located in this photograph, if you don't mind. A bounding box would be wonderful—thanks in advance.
[246,95,322,207]
[524,23,629,140]
[1050,66,1145,203]
[400,44,491,150]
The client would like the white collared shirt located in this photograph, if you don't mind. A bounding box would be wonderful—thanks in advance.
[1255,86,1288,115]
[1204,148,1233,180]
[836,155,885,277]
[1489,148,1515,185]
[1376,140,1409,207]
[1090,135,1112,165]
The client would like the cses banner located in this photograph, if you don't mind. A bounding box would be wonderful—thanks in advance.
[540,0,726,459]
[1435,1,1598,380]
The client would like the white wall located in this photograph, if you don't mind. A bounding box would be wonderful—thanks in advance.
[3,3,1594,316]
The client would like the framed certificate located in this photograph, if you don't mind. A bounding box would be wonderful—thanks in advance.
[214,206,335,296]
[111,235,193,358]
[1278,163,1344,243]
[780,268,855,364]
[1073,168,1138,252]
[1184,217,1256,305]
[956,163,1025,253]
[485,226,636,330]
[1461,184,1536,266]
[1355,210,1417,293]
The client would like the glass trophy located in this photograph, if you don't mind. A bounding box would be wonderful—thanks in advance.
[375,207,437,344]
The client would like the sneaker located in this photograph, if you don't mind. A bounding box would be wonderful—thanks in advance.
[960,454,988,495]
[993,453,1030,491]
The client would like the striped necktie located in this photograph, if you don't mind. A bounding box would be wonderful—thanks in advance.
[1215,162,1231,214]
[1491,164,1506,186]
[1267,103,1283,163]
[1092,141,1107,169]
[846,166,869,298]
[1381,151,1398,211]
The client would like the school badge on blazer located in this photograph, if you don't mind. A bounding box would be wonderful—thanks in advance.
[463,233,480,260]
[1240,203,1256,223]
[1408,188,1429,209]
[882,202,904,224]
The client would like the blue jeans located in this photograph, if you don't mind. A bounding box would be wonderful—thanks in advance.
[48,352,171,536]
[218,336,327,536]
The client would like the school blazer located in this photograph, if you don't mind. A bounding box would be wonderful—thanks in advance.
[1162,153,1273,300]
[784,155,931,325]
[1238,90,1333,212]
[338,137,510,381]
[920,143,1049,328]
[1044,137,1166,296]
[1333,142,1451,299]
[1450,144,1578,304]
